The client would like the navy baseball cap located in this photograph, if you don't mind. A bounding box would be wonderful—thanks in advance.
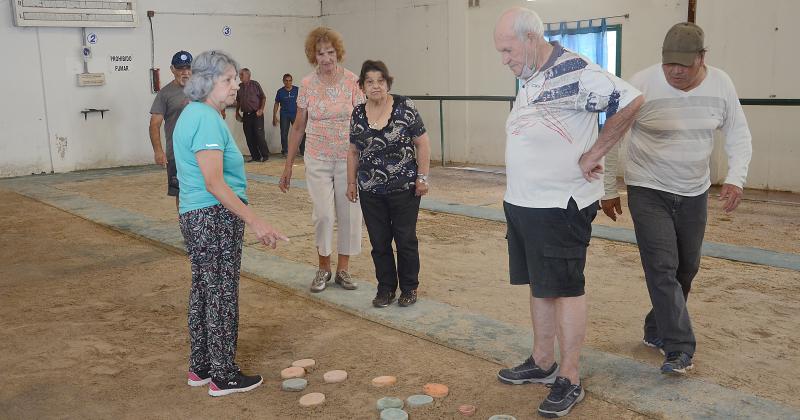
[171,51,192,68]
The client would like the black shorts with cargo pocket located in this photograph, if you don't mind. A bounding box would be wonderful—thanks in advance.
[504,198,598,298]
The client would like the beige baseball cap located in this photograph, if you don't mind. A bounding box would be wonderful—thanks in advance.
[662,22,704,66]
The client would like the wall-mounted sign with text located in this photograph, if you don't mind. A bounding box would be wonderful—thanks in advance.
[109,55,133,72]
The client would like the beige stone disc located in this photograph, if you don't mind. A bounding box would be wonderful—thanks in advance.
[280,366,306,379]
[299,392,325,407]
[323,369,348,383]
[291,359,316,370]
[371,375,397,387]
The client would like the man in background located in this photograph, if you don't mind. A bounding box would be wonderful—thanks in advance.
[149,50,192,209]
[235,68,270,162]
[273,73,305,157]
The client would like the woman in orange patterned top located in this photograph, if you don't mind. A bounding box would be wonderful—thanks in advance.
[279,27,365,293]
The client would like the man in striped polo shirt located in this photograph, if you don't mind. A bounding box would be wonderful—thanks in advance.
[602,22,753,375]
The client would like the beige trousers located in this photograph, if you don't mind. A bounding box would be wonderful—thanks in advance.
[304,156,362,257]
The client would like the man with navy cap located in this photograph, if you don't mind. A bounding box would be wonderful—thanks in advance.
[149,50,192,209]
[602,22,752,375]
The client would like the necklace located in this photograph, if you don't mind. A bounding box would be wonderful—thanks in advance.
[367,97,391,130]
[317,65,341,86]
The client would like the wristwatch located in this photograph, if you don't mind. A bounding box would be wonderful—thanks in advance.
[417,174,429,184]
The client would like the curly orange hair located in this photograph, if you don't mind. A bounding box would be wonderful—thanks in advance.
[304,27,346,65]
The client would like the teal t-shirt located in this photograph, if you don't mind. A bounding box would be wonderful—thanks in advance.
[173,101,248,214]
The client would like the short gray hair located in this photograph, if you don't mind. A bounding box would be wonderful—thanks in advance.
[512,8,544,41]
[184,50,240,102]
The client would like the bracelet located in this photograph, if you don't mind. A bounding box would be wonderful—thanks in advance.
[348,182,357,185]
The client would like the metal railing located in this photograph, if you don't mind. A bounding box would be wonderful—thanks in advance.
[406,95,514,166]
[405,95,800,167]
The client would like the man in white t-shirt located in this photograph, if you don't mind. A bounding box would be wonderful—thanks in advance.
[493,7,643,418]
[602,22,753,375]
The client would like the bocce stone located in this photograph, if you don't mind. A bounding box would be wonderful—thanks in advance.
[380,408,408,420]
[377,397,404,411]
[291,359,316,371]
[323,369,348,383]
[406,394,434,408]
[281,378,307,392]
[299,392,325,407]
[371,375,397,387]
[280,366,305,379]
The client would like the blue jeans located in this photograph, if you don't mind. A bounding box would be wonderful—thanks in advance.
[627,186,708,356]
[279,113,304,155]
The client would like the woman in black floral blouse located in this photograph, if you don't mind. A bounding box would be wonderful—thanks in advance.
[346,60,431,308]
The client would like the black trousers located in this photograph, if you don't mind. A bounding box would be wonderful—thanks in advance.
[359,189,421,295]
[242,112,269,160]
[279,114,305,155]
[627,186,708,356]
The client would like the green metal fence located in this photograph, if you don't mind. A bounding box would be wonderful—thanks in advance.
[406,95,800,167]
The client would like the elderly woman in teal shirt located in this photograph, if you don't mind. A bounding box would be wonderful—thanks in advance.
[173,50,288,397]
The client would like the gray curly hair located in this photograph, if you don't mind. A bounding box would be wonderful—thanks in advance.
[184,50,240,102]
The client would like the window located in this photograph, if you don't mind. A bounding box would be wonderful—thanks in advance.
[516,24,622,125]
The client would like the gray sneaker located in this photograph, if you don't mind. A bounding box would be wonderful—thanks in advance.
[310,270,332,293]
[334,271,357,290]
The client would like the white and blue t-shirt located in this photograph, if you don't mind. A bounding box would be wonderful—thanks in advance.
[173,101,248,214]
[505,43,641,210]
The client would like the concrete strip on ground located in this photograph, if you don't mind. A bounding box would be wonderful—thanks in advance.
[14,166,798,272]
[2,173,798,419]
[244,173,800,272]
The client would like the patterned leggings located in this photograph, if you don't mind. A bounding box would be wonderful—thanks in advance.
[179,204,245,381]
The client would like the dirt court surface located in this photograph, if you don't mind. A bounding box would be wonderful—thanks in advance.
[2,158,800,416]
[0,190,646,419]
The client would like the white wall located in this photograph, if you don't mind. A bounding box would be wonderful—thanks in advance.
[2,0,798,192]
[697,0,800,191]
[0,0,319,177]
[322,0,687,167]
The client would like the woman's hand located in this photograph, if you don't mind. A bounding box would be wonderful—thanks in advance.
[279,166,292,192]
[415,179,429,197]
[346,183,359,203]
[249,217,289,249]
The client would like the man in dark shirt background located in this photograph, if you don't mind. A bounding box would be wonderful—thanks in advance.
[272,73,305,157]
[235,68,270,162]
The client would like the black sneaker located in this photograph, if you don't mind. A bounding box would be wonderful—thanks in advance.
[538,376,585,418]
[661,351,693,375]
[372,292,396,308]
[497,356,558,385]
[643,335,666,355]
[398,290,417,307]
[208,372,263,397]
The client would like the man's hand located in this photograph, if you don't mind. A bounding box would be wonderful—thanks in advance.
[578,151,603,181]
[154,150,167,167]
[719,183,743,213]
[256,109,264,117]
[272,116,278,126]
[600,197,622,221]
[236,113,242,122]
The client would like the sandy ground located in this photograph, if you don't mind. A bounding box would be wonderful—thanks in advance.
[0,190,648,419]
[6,158,800,412]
